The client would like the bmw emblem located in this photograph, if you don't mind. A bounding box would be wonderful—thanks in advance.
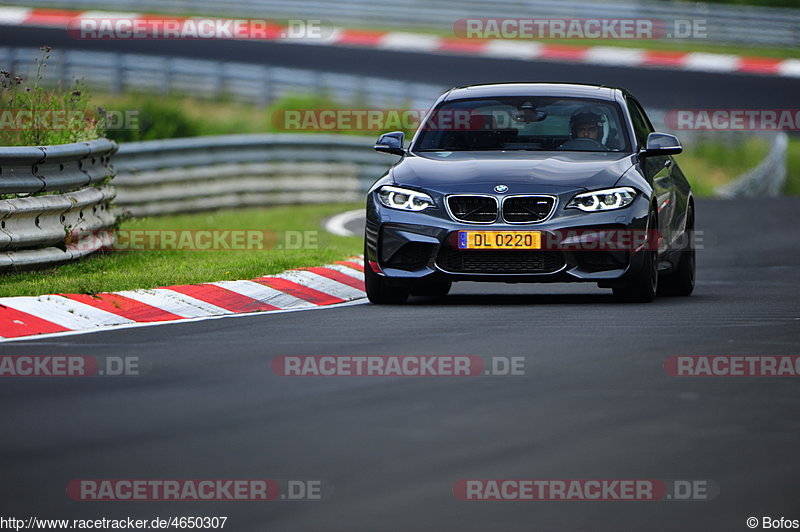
[494,185,509,193]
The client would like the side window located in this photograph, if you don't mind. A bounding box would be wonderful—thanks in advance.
[626,98,652,149]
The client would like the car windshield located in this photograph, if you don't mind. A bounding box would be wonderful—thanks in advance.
[413,96,632,153]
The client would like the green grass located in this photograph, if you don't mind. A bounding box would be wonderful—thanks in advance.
[674,136,771,196]
[785,136,800,194]
[99,92,367,141]
[679,134,800,196]
[0,203,363,297]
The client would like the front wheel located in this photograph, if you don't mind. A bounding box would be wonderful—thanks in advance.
[613,209,658,303]
[364,243,409,304]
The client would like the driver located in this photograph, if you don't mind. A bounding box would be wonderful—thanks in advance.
[569,106,606,144]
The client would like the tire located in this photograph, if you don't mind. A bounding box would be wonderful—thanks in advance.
[364,243,409,304]
[658,205,695,297]
[613,208,658,303]
[409,279,452,298]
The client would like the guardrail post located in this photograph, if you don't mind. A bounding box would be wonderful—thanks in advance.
[213,61,224,99]
[258,66,271,107]
[111,52,123,94]
[161,57,172,95]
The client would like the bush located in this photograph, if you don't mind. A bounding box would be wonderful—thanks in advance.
[104,95,203,142]
[100,91,400,140]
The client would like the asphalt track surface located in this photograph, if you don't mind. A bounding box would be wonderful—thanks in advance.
[1,197,799,531]
[2,25,800,109]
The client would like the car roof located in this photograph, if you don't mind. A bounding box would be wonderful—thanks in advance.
[443,82,623,102]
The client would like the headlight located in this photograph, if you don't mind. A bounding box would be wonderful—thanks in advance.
[566,187,637,212]
[377,185,435,211]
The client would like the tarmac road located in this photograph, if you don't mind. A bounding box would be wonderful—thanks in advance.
[1,197,799,531]
[2,25,800,109]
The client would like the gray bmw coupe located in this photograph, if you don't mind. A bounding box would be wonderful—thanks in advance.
[365,83,695,304]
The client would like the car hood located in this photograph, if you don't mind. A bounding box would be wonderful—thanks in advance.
[391,151,635,194]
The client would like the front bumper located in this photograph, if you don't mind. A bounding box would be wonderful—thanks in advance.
[365,193,652,285]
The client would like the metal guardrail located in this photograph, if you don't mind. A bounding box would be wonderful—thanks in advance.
[0,138,118,271]
[0,138,118,194]
[7,0,800,47]
[113,134,394,217]
[0,133,393,270]
[716,132,789,198]
[0,47,446,110]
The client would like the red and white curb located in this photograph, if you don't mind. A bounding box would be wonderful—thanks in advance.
[0,257,366,341]
[0,7,798,78]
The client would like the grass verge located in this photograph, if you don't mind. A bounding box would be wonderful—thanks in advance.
[784,136,800,194]
[0,203,363,297]
[676,134,800,196]
[99,92,362,141]
[675,136,771,196]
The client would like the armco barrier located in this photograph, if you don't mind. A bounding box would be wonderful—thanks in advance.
[0,138,117,194]
[112,134,395,217]
[0,138,118,271]
[0,134,394,270]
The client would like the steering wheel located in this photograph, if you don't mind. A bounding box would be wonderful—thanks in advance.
[557,138,609,151]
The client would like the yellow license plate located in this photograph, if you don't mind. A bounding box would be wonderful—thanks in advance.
[457,231,541,250]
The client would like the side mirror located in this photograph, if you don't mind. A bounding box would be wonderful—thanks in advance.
[641,132,682,156]
[374,131,405,156]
